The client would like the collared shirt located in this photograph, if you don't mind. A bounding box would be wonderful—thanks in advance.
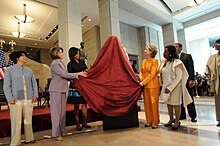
[179,52,182,59]
[3,64,38,102]
[217,54,220,74]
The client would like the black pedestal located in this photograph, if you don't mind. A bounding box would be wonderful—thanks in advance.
[102,104,139,131]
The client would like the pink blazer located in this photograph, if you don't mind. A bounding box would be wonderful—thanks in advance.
[49,60,79,93]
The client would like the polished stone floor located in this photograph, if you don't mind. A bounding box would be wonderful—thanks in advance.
[0,96,220,146]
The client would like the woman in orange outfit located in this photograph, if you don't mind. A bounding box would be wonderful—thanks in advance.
[139,45,160,129]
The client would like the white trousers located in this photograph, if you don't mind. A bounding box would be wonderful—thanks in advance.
[9,100,34,146]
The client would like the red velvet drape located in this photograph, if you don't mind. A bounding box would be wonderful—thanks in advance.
[75,36,142,116]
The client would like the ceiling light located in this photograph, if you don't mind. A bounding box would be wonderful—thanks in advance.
[10,22,27,38]
[188,0,207,7]
[44,25,58,40]
[88,19,91,21]
[11,32,27,38]
[14,4,34,23]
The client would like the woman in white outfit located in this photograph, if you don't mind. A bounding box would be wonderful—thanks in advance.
[159,45,192,130]
[4,51,38,146]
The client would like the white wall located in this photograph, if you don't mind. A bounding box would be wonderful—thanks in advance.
[120,22,140,55]
[184,16,220,75]
[187,38,210,75]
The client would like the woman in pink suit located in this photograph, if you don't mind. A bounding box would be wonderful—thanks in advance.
[49,47,87,141]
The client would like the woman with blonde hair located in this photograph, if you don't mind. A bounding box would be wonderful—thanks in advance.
[139,45,160,129]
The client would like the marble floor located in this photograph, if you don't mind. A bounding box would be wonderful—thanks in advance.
[0,96,220,146]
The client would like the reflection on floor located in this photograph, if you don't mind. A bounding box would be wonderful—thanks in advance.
[0,96,219,146]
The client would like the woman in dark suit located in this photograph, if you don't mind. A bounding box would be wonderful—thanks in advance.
[49,47,87,141]
[67,47,91,131]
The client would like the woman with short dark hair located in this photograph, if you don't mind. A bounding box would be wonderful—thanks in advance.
[159,45,192,130]
[4,51,38,145]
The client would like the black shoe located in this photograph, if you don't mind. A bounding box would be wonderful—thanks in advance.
[172,122,181,130]
[25,140,35,144]
[151,125,158,129]
[164,119,175,127]
[82,124,91,128]
[216,122,220,127]
[76,125,82,131]
[191,119,197,122]
[145,123,152,127]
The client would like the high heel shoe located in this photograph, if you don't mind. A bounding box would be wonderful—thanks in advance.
[76,125,82,131]
[55,135,63,141]
[25,140,35,144]
[144,123,152,127]
[164,119,175,127]
[172,122,181,130]
[82,123,91,128]
[151,125,158,129]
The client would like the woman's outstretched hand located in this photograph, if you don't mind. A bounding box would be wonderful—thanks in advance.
[79,71,88,77]
[139,82,143,86]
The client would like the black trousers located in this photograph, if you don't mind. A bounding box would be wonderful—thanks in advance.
[180,85,197,119]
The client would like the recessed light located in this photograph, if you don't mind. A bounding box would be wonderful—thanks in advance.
[44,25,58,40]
[82,24,84,27]
[88,19,91,21]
